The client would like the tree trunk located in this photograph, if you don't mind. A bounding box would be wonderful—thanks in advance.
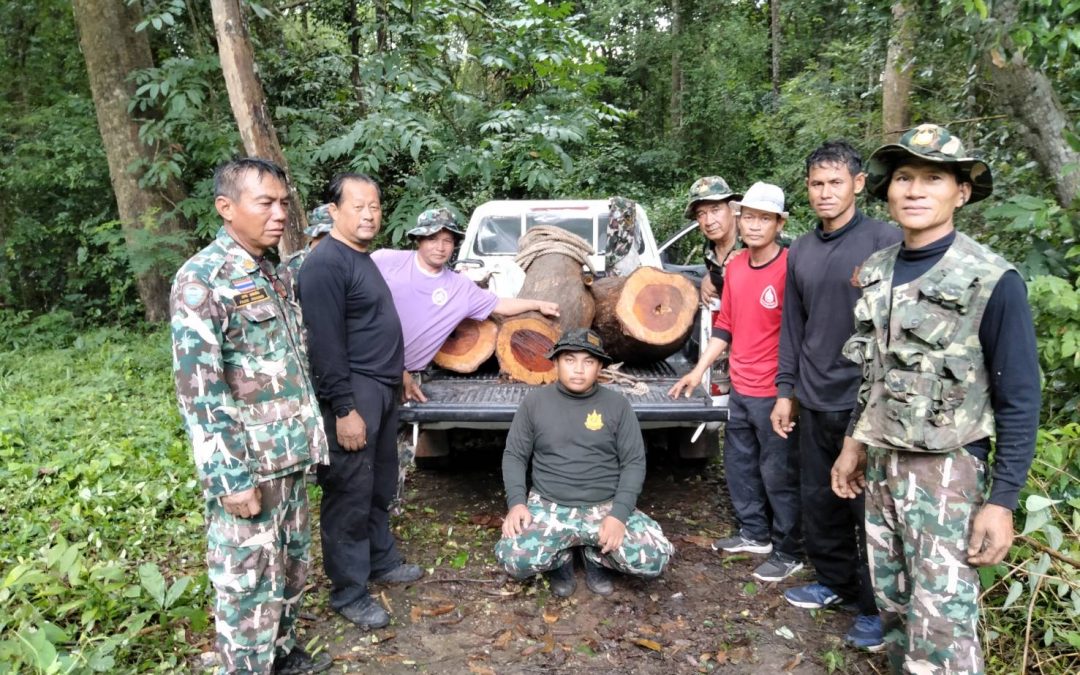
[496,253,594,384]
[988,0,1080,207]
[433,318,498,373]
[72,0,191,322]
[882,0,915,142]
[770,0,781,98]
[669,0,683,134]
[210,0,306,255]
[591,267,697,364]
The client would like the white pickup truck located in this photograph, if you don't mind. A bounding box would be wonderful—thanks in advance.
[398,199,727,459]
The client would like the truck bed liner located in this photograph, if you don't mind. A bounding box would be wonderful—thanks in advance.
[399,357,728,425]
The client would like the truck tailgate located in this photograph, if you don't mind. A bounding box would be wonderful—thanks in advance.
[399,357,727,425]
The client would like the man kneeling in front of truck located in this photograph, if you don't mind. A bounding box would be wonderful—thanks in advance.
[495,328,674,597]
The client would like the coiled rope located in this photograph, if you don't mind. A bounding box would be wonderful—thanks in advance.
[515,226,595,274]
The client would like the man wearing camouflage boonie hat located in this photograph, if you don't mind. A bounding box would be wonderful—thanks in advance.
[281,203,336,292]
[496,328,673,597]
[831,124,1040,673]
[372,207,560,402]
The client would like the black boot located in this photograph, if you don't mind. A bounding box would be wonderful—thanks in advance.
[583,556,614,596]
[543,558,576,597]
[273,647,332,674]
[337,595,390,630]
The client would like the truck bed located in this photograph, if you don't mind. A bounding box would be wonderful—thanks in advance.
[399,353,728,427]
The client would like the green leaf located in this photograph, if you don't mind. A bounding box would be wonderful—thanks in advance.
[163,576,191,609]
[138,563,167,608]
[1025,494,1061,512]
[450,551,469,569]
[1002,580,1024,609]
[20,627,57,672]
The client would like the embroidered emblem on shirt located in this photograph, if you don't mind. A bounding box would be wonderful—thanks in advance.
[232,277,257,293]
[432,288,449,306]
[235,288,271,307]
[585,410,603,431]
[241,258,258,273]
[760,285,778,309]
[182,283,209,309]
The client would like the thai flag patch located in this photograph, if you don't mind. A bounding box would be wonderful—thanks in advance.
[231,277,257,292]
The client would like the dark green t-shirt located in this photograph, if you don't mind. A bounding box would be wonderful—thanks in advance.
[502,382,646,523]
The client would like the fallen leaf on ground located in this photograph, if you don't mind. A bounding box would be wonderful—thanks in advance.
[542,633,556,654]
[409,602,456,622]
[783,652,804,671]
[493,630,513,648]
[543,609,559,624]
[774,626,795,640]
[468,662,495,675]
[469,514,503,528]
[631,638,663,652]
[681,535,714,548]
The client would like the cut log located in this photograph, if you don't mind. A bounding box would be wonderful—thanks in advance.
[496,245,595,384]
[591,267,698,364]
[433,318,497,373]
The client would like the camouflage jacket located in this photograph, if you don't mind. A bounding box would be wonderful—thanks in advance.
[170,227,328,499]
[843,231,1012,452]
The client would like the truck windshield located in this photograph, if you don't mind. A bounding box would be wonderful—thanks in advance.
[473,209,627,256]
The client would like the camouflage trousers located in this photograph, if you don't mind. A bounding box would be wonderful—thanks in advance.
[494,492,673,579]
[865,447,987,675]
[206,473,311,674]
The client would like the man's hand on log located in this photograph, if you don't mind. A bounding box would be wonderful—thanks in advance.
[535,301,560,318]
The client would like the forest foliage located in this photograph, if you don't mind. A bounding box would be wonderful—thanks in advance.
[0,0,1078,672]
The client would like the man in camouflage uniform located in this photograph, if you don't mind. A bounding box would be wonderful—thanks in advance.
[496,329,673,597]
[170,158,331,674]
[685,176,743,397]
[831,125,1041,673]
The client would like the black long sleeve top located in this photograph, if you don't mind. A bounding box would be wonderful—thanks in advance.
[298,237,404,415]
[502,382,646,523]
[775,210,903,410]
[849,230,1041,510]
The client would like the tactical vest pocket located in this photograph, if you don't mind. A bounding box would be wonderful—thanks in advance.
[902,297,960,349]
[241,398,310,476]
[225,299,283,358]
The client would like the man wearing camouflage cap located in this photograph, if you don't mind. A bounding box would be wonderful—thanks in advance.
[496,328,673,597]
[371,207,560,402]
[831,124,1040,672]
[169,158,330,674]
[281,203,336,291]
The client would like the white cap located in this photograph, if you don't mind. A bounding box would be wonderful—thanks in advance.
[731,182,788,219]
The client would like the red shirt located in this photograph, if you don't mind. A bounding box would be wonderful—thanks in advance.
[713,248,788,397]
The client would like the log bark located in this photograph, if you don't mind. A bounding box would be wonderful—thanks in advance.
[770,0,781,98]
[210,0,306,255]
[882,0,915,142]
[496,252,594,384]
[72,0,192,322]
[988,0,1080,207]
[591,267,697,364]
[433,318,498,373]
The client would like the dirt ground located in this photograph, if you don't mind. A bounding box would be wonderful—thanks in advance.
[200,441,889,674]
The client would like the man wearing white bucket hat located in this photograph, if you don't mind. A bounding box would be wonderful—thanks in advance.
[671,181,802,584]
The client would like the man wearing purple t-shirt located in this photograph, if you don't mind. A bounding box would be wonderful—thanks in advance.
[372,208,560,401]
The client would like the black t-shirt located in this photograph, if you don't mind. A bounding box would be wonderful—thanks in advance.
[298,236,404,413]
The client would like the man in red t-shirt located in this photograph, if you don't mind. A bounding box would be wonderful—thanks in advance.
[669,182,803,583]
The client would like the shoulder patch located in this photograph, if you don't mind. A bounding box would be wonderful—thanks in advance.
[182,283,210,309]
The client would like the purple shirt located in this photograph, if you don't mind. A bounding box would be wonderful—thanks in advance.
[371,249,499,371]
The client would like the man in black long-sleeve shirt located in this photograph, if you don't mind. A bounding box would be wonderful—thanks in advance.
[299,173,422,631]
[770,141,902,651]
[831,124,1040,673]
[496,329,673,597]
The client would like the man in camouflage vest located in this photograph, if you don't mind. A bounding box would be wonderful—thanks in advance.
[170,158,331,674]
[831,125,1041,673]
[496,329,673,597]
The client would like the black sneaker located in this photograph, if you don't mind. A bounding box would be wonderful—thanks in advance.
[543,559,576,597]
[274,648,332,674]
[711,533,773,555]
[337,595,390,630]
[370,563,423,584]
[752,553,804,582]
[583,557,614,596]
